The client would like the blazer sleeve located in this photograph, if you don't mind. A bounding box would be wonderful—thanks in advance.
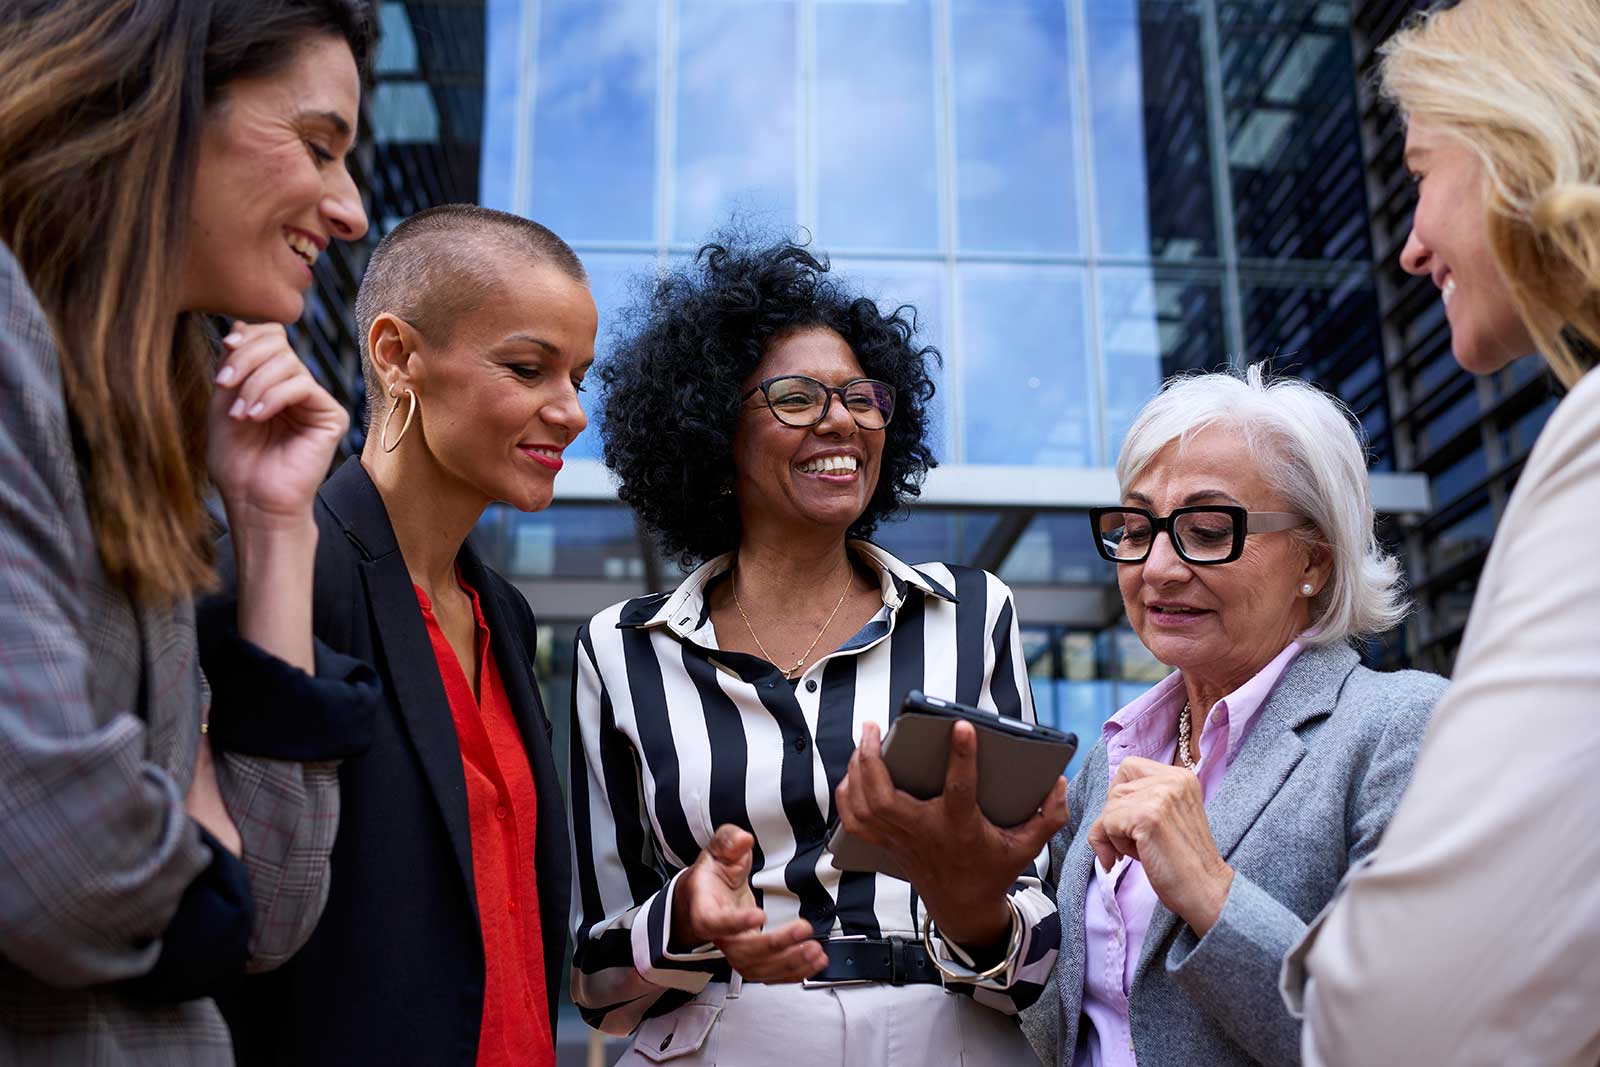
[1164,675,1440,1066]
[0,250,211,988]
[199,533,381,970]
[566,623,722,1036]
[925,578,1060,1015]
[1287,371,1600,1067]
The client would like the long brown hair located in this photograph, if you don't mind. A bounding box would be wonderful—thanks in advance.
[0,0,372,603]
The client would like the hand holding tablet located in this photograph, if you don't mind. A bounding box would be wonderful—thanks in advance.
[829,691,1076,882]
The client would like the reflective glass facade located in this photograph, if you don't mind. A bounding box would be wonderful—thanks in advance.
[476,0,1405,725]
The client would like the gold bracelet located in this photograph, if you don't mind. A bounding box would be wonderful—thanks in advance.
[921,899,1022,984]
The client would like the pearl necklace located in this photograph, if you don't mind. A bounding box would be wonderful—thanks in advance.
[1176,701,1198,772]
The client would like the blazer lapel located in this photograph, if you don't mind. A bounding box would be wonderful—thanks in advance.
[1056,759,1110,1055]
[1131,643,1357,987]
[320,458,477,910]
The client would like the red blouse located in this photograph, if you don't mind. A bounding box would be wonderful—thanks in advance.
[415,576,553,1067]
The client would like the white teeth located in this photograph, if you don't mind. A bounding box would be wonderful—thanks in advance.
[285,231,318,265]
[799,455,859,475]
[1442,278,1456,306]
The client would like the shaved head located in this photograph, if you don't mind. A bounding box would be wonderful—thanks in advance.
[354,204,587,422]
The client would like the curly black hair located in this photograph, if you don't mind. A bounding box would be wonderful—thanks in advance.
[599,237,940,566]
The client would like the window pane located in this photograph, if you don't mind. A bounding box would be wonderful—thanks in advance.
[1098,268,1227,460]
[815,1,939,251]
[527,0,658,242]
[571,253,658,460]
[869,510,1000,567]
[675,0,798,244]
[832,258,949,458]
[1219,1,1372,262]
[477,505,644,580]
[951,0,1082,254]
[480,0,522,209]
[1085,0,1217,259]
[959,263,1094,465]
[998,514,1104,585]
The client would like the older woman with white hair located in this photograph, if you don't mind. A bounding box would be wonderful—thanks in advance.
[1030,367,1446,1067]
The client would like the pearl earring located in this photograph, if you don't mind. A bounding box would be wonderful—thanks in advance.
[1301,583,1315,596]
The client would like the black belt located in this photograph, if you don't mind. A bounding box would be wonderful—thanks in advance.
[803,937,941,987]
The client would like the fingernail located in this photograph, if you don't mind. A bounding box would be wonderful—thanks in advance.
[228,398,246,418]
[248,401,265,417]
[222,333,243,346]
[215,365,236,386]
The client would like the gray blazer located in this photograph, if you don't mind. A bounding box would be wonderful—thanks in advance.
[0,244,345,1062]
[1022,642,1445,1067]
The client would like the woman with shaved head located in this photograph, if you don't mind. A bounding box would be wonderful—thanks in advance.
[219,204,596,1067]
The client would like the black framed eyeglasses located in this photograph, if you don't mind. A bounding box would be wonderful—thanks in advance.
[740,375,896,430]
[1088,506,1309,565]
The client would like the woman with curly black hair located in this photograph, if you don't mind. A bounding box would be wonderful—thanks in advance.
[567,238,1067,1065]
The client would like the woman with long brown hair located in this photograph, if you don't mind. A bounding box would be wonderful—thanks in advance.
[1284,0,1600,1062]
[0,1,381,1060]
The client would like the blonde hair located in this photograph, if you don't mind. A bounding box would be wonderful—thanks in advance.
[1118,367,1409,647]
[1380,0,1600,389]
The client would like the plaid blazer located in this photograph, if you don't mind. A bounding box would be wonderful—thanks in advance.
[0,245,346,1063]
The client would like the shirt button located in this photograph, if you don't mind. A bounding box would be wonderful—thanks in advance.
[805,679,818,693]
[496,805,508,820]
[509,899,518,913]
[793,735,809,753]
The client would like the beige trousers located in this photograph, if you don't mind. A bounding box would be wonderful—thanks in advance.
[616,976,1039,1067]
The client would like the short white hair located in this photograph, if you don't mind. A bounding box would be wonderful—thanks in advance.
[1116,366,1409,646]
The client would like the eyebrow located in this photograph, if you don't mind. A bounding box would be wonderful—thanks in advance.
[1123,489,1243,508]
[301,108,353,140]
[498,333,559,354]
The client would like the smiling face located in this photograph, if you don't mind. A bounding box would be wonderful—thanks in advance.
[1118,425,1330,692]
[395,259,596,513]
[181,35,368,323]
[731,327,886,540]
[1400,120,1535,374]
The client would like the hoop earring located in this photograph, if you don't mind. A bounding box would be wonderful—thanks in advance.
[380,386,419,453]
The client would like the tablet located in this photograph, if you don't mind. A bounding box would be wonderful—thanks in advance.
[827,691,1078,881]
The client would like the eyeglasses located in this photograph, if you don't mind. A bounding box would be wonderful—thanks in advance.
[1088,506,1309,565]
[740,375,896,430]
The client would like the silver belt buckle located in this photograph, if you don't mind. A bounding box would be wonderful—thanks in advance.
[802,935,873,989]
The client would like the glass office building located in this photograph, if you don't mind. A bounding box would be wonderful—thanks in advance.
[473,0,1430,756]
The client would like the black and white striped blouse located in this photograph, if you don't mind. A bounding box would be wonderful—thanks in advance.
[566,540,1059,1036]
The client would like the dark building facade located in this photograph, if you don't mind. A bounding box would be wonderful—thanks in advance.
[295,0,488,453]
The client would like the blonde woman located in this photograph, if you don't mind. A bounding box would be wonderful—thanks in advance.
[1283,1,1600,1063]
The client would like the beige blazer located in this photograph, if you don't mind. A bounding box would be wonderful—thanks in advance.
[1284,365,1600,1065]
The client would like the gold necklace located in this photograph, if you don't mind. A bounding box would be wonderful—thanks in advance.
[732,561,853,680]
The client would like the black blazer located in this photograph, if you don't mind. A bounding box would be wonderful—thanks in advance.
[221,457,571,1066]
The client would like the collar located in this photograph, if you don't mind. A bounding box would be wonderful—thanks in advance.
[318,455,401,561]
[616,539,958,643]
[1101,639,1304,769]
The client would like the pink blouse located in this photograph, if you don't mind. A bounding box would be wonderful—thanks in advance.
[1076,641,1302,1067]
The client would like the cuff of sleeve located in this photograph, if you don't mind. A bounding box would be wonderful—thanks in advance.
[930,899,1023,991]
[198,596,379,761]
[1168,872,1300,996]
[121,826,255,1004]
[631,870,725,993]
